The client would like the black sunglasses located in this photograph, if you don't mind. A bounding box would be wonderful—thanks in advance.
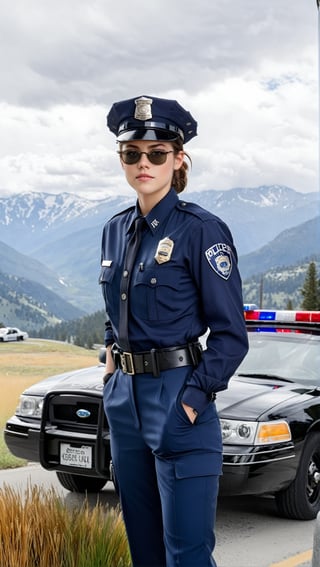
[118,149,174,165]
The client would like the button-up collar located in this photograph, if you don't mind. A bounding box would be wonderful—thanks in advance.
[128,188,179,236]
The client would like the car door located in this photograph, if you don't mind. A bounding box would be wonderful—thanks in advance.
[7,329,16,341]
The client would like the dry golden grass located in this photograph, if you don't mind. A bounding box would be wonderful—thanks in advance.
[0,340,99,468]
[0,340,98,420]
[0,484,131,567]
[0,342,131,565]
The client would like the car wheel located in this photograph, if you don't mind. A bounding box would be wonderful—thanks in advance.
[56,471,107,493]
[275,432,320,520]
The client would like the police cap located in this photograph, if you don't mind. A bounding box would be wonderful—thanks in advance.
[107,95,197,144]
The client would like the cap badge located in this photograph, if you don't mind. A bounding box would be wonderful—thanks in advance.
[134,97,153,121]
[154,237,174,264]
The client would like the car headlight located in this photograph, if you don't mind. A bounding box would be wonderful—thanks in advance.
[16,395,44,418]
[220,419,291,445]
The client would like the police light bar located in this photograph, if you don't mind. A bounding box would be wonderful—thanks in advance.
[244,309,320,323]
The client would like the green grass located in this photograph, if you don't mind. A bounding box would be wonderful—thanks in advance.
[0,437,25,469]
[0,339,99,469]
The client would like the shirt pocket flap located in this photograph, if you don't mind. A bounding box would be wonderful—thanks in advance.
[134,268,181,290]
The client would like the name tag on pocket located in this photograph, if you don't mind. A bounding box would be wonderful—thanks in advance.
[101,260,113,267]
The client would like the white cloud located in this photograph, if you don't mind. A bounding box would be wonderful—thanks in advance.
[0,0,318,198]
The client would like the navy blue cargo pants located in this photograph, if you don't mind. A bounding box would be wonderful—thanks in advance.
[103,365,222,567]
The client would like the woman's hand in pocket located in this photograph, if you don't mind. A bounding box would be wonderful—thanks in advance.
[181,402,198,424]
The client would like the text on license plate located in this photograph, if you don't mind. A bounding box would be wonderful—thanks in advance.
[60,443,92,469]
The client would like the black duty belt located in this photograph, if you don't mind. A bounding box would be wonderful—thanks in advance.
[112,342,202,377]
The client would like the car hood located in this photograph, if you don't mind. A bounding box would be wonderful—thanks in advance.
[23,364,106,396]
[23,366,312,420]
[216,375,309,420]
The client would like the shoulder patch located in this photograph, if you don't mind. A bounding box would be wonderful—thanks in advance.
[205,243,232,280]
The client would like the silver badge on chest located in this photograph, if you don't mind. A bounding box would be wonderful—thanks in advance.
[154,237,174,264]
[134,97,153,120]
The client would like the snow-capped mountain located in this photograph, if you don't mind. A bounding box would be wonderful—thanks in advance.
[0,191,135,254]
[0,185,319,319]
[189,185,319,254]
[0,185,319,256]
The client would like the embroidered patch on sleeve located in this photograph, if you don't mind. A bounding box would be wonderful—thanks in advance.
[205,243,233,280]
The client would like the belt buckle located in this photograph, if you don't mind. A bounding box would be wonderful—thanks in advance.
[120,352,135,375]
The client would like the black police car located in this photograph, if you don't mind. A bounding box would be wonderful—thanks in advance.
[4,309,320,520]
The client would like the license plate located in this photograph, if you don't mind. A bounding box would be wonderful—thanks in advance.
[60,443,92,469]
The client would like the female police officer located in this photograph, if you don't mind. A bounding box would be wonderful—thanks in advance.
[100,95,248,567]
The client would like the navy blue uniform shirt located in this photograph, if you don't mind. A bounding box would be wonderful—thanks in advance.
[100,188,248,415]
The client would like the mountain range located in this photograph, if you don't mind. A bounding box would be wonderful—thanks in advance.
[0,185,319,329]
[0,185,318,256]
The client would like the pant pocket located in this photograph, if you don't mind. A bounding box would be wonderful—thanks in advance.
[174,452,223,478]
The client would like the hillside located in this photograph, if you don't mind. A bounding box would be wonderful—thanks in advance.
[0,240,75,297]
[242,258,320,309]
[239,216,320,279]
[0,186,319,325]
[35,257,320,346]
[0,271,85,331]
[25,213,320,314]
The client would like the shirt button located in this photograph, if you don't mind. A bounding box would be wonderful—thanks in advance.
[121,293,127,301]
[123,270,129,277]
[150,277,157,284]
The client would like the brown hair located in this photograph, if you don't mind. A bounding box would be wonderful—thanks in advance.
[171,139,191,194]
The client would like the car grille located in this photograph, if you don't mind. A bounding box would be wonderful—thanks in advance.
[40,390,111,477]
[53,401,99,425]
[45,392,106,434]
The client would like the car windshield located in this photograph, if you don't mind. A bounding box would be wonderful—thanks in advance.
[235,331,320,386]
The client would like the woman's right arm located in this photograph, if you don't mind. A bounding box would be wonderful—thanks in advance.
[105,344,115,374]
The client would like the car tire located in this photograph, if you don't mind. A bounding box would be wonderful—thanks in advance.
[56,471,107,493]
[275,432,320,520]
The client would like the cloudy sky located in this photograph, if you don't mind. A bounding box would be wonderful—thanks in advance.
[0,0,318,199]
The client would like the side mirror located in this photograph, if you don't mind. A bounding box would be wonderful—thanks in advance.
[99,347,106,364]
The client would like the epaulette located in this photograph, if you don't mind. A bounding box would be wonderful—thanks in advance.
[176,199,216,222]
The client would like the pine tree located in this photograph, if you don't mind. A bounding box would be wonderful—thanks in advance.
[300,262,320,310]
[286,299,293,310]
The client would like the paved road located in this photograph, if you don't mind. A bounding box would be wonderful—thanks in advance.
[0,464,315,567]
